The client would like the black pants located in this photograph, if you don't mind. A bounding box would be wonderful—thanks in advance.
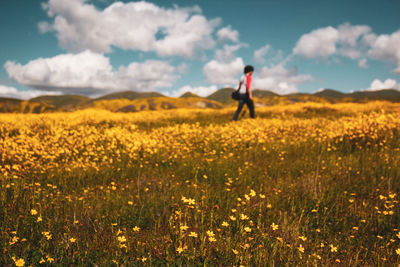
[233,93,255,121]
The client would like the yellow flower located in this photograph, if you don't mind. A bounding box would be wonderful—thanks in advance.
[232,249,239,255]
[299,235,307,241]
[208,237,216,242]
[396,232,400,239]
[330,244,338,252]
[298,244,305,253]
[259,194,266,199]
[133,226,140,232]
[39,258,46,264]
[244,227,251,233]
[250,189,256,197]
[46,255,54,263]
[229,216,236,221]
[396,248,400,255]
[12,257,25,267]
[240,214,249,220]
[221,221,229,227]
[37,217,42,222]
[270,223,279,231]
[180,225,189,231]
[128,201,133,205]
[176,247,184,254]
[69,237,76,243]
[188,232,198,238]
[206,230,215,237]
[117,235,126,243]
[30,209,38,215]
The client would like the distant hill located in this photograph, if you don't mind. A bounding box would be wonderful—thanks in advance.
[349,89,400,102]
[1,88,400,114]
[180,92,201,98]
[96,90,164,101]
[314,89,346,98]
[252,89,278,98]
[206,88,236,104]
[30,94,90,110]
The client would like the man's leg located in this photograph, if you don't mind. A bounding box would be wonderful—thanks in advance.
[246,98,255,118]
[233,99,245,121]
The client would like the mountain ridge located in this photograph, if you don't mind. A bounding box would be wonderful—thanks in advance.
[1,88,399,113]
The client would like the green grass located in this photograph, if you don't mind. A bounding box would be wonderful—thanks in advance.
[1,104,400,266]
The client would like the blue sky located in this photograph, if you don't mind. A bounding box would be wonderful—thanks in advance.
[0,0,399,99]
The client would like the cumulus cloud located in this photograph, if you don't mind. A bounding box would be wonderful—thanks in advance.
[253,44,271,64]
[293,23,373,59]
[215,44,242,62]
[4,50,178,96]
[367,31,400,74]
[366,78,400,91]
[0,85,61,99]
[203,57,244,85]
[253,63,315,95]
[293,23,400,73]
[39,0,220,57]
[216,25,239,42]
[293,26,339,59]
[358,58,368,68]
[168,85,218,97]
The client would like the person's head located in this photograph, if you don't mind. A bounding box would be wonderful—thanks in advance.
[244,65,254,75]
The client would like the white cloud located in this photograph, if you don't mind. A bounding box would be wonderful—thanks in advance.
[203,57,244,85]
[168,85,218,97]
[293,23,400,73]
[4,50,178,96]
[40,0,220,57]
[253,44,271,64]
[358,58,368,68]
[293,26,339,59]
[366,78,400,91]
[216,25,239,42]
[215,44,242,62]
[253,63,315,95]
[293,23,372,60]
[0,85,61,99]
[367,31,400,74]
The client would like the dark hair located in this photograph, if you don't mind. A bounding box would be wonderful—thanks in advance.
[244,65,254,74]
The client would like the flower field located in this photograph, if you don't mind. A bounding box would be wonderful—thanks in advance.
[1,101,400,266]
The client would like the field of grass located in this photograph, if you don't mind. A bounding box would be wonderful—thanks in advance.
[1,102,400,266]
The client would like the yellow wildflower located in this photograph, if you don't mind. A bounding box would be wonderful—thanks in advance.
[12,257,25,267]
[30,209,38,215]
[188,232,198,238]
[221,221,229,227]
[299,235,307,241]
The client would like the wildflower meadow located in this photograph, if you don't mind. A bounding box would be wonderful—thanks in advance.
[1,101,400,266]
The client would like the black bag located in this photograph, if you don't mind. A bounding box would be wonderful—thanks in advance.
[231,90,240,100]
